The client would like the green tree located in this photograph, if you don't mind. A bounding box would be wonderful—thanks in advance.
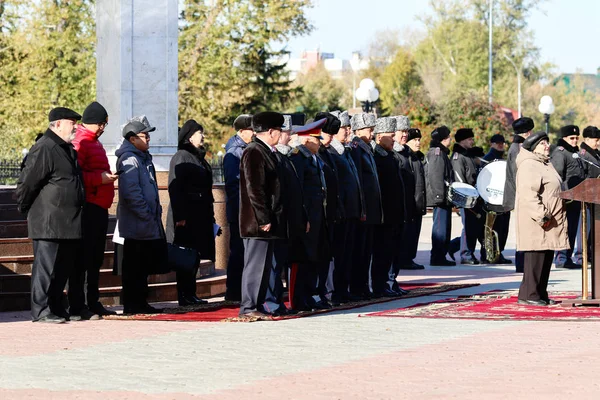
[287,63,345,118]
[378,48,422,113]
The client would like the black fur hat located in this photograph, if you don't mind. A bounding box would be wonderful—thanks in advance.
[252,112,284,133]
[455,128,474,143]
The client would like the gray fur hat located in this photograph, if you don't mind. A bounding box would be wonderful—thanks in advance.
[282,114,292,132]
[394,115,410,131]
[351,113,376,131]
[373,117,397,135]
[330,110,350,127]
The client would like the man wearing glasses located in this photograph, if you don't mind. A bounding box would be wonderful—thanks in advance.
[68,101,118,320]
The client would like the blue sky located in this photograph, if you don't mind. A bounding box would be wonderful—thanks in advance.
[286,0,600,74]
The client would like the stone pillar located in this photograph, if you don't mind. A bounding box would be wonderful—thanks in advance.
[96,0,178,171]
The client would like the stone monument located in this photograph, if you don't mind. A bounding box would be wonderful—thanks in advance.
[96,0,179,171]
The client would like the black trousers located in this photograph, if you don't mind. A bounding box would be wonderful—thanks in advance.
[121,239,156,309]
[225,221,244,301]
[31,239,79,321]
[350,223,374,295]
[332,219,358,298]
[518,250,553,301]
[459,206,484,260]
[396,215,423,266]
[240,238,276,315]
[68,202,108,313]
[495,212,510,252]
[372,224,402,294]
[431,206,452,262]
[176,264,198,297]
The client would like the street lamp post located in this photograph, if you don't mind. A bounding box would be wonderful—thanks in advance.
[538,95,555,134]
[504,54,523,118]
[355,78,379,113]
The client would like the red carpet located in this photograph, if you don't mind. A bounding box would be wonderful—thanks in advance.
[104,282,478,322]
[361,291,600,321]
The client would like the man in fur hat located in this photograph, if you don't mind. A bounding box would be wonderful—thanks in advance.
[349,113,382,299]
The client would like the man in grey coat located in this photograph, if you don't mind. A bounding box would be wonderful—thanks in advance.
[116,120,165,314]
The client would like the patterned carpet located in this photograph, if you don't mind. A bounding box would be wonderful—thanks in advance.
[360,290,600,321]
[103,282,479,322]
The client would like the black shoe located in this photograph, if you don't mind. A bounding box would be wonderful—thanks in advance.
[124,304,162,315]
[392,286,409,296]
[190,295,208,304]
[314,300,332,310]
[346,293,365,302]
[564,261,582,270]
[399,262,425,270]
[543,299,558,305]
[36,313,66,324]
[461,257,480,265]
[517,299,547,306]
[89,303,117,316]
[430,259,456,267]
[331,293,348,306]
[497,254,512,265]
[515,268,524,273]
[70,308,101,321]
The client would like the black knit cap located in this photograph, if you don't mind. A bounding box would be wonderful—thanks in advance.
[252,112,284,133]
[178,119,203,144]
[431,125,450,141]
[233,114,253,131]
[512,117,534,134]
[559,125,580,138]
[522,131,549,151]
[490,134,505,144]
[48,107,81,122]
[455,128,474,143]
[407,128,421,142]
[82,101,108,124]
[315,112,341,134]
[583,126,600,139]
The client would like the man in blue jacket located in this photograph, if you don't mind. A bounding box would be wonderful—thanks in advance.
[223,114,253,301]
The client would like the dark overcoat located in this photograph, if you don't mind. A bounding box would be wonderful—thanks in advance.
[373,145,405,225]
[289,145,330,262]
[349,136,383,224]
[550,139,586,190]
[502,134,525,211]
[318,144,342,224]
[407,148,427,216]
[16,128,84,239]
[166,144,216,261]
[579,142,600,178]
[327,139,364,220]
[425,140,453,208]
[451,144,479,186]
[239,137,286,239]
[393,145,414,221]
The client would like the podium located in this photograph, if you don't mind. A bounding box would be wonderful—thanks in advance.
[558,178,600,306]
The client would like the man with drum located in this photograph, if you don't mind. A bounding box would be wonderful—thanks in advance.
[550,125,586,269]
[425,126,456,266]
[503,117,534,273]
[451,128,483,265]
[480,134,512,264]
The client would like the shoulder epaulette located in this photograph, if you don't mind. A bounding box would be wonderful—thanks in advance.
[558,146,564,151]
[581,149,587,155]
[435,147,440,156]
[452,152,458,160]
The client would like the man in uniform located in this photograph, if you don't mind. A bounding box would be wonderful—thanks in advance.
[17,107,84,323]
[550,125,586,269]
[238,112,286,317]
[480,134,512,264]
[349,113,382,298]
[68,101,117,320]
[327,111,365,305]
[425,126,455,266]
[396,128,426,270]
[451,128,482,265]
[372,117,406,296]
[504,117,534,272]
[580,126,600,178]
[223,114,253,301]
[288,118,330,310]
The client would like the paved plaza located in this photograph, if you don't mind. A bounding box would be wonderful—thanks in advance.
[1,214,599,399]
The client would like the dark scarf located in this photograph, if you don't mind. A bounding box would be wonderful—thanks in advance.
[429,139,450,155]
[557,138,579,153]
[180,142,207,162]
[452,143,468,156]
[513,134,526,144]
[581,142,600,159]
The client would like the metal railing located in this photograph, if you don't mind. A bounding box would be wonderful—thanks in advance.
[0,159,21,185]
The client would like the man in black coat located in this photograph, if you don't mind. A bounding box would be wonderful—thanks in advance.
[372,117,406,296]
[451,128,483,265]
[223,114,253,301]
[16,107,84,323]
[238,112,286,317]
[479,134,512,264]
[327,111,365,305]
[579,126,600,178]
[550,125,586,269]
[425,126,455,266]
[503,117,534,272]
[288,118,331,311]
[349,113,382,299]
[395,128,426,270]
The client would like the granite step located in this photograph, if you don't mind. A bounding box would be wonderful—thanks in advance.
[0,235,115,257]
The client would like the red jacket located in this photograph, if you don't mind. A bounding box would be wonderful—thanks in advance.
[72,125,115,209]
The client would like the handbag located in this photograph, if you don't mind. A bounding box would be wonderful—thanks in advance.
[167,243,199,273]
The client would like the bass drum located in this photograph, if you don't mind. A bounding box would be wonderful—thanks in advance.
[476,160,507,206]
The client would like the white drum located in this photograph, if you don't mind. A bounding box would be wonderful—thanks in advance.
[476,160,507,206]
[447,182,479,209]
